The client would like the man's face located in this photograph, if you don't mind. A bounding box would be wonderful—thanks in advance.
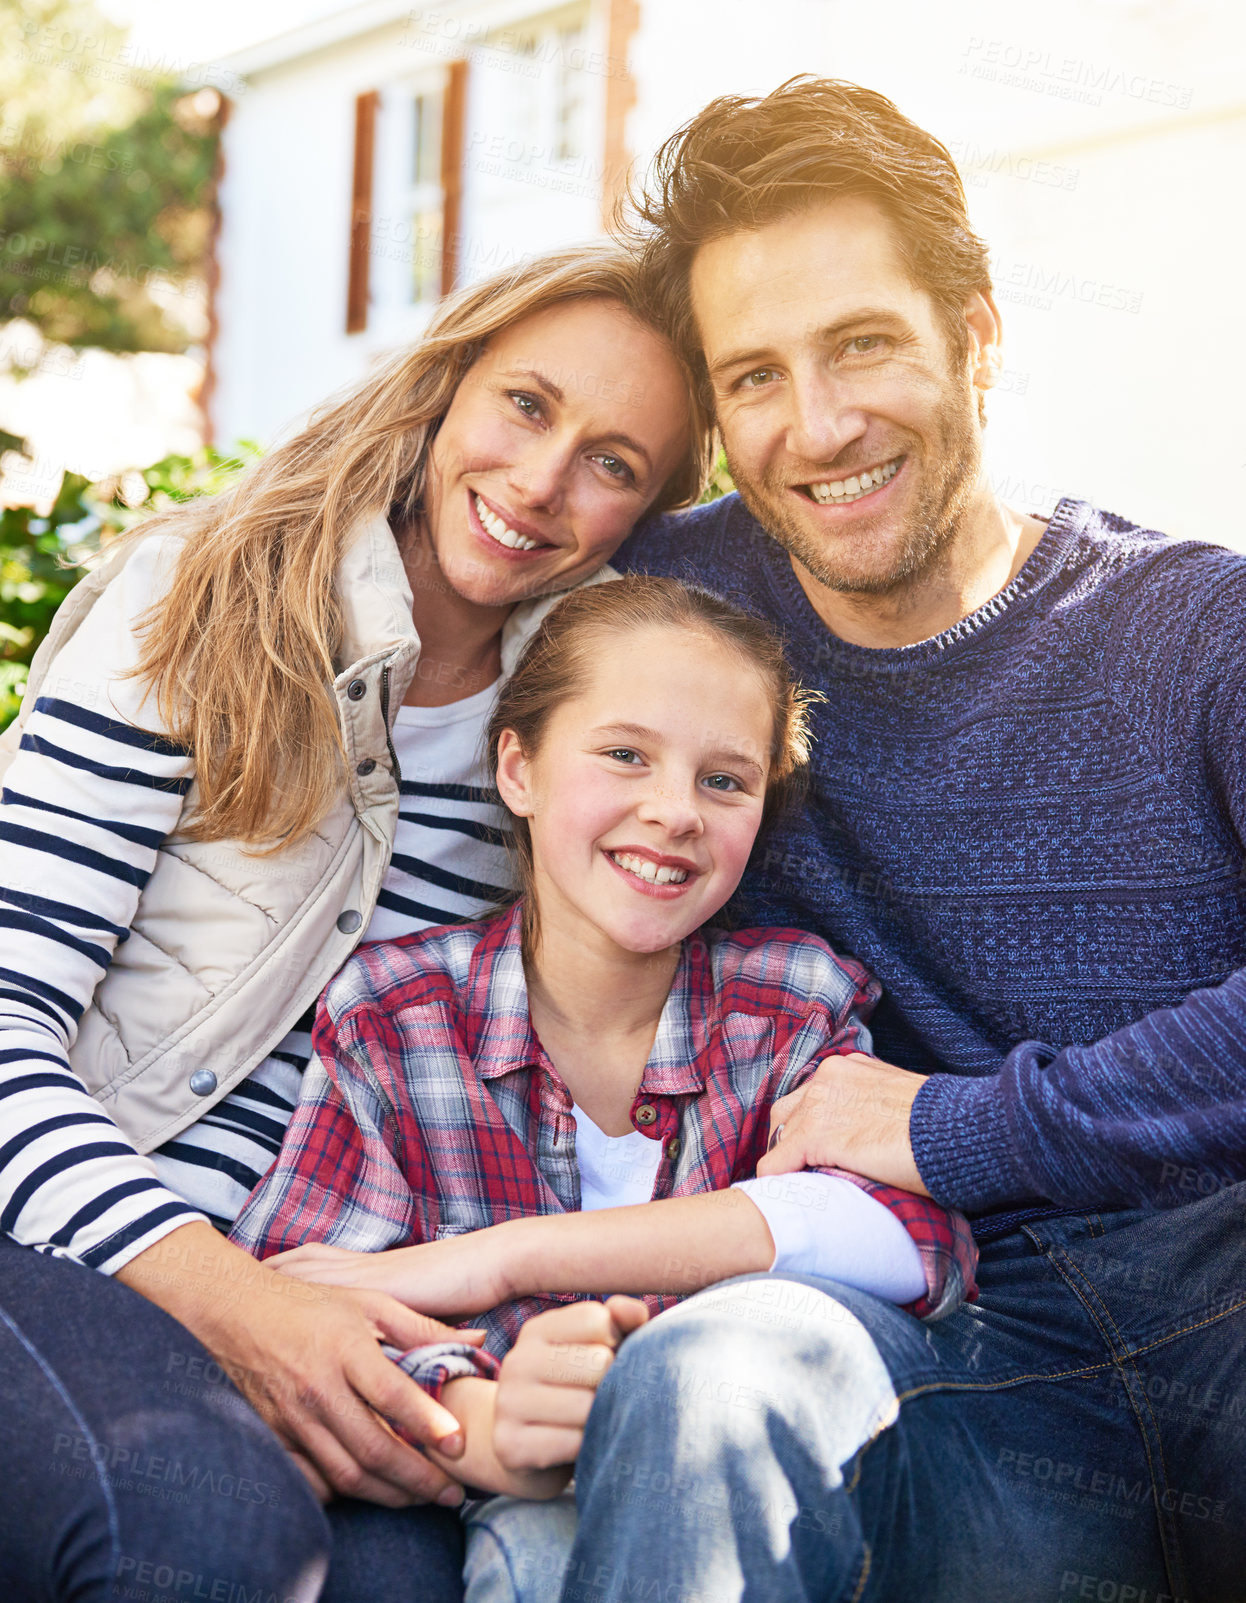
[690,195,989,597]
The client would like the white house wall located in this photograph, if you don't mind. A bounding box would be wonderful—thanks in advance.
[215,2,607,449]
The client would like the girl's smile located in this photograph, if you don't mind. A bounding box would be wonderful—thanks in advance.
[603,846,700,898]
[496,623,775,959]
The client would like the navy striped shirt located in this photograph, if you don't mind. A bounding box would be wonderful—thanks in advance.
[0,538,513,1270]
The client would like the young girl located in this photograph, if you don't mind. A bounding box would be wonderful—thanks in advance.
[231,577,976,1587]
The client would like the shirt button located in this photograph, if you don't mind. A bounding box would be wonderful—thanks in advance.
[634,1103,657,1127]
[337,910,363,934]
[189,1069,217,1096]
[665,1137,682,1161]
[356,757,376,776]
[346,679,368,701]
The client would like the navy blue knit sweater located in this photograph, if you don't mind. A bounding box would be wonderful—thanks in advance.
[619,495,1246,1226]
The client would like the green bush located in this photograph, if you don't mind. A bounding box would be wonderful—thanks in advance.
[0,436,258,729]
[700,447,734,503]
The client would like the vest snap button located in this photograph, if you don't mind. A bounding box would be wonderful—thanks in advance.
[356,758,376,776]
[346,679,367,701]
[634,1102,657,1127]
[189,1069,217,1096]
[337,910,363,934]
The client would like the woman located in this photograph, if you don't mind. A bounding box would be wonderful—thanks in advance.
[0,245,708,1602]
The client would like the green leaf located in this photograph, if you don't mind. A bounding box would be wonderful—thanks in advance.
[0,437,260,730]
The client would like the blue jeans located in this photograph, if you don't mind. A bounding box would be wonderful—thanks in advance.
[0,1237,465,1602]
[561,1187,1246,1602]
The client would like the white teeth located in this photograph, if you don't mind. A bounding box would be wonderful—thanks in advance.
[609,851,688,885]
[475,493,542,551]
[808,458,900,505]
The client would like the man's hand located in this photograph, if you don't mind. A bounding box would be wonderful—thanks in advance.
[268,1229,511,1321]
[756,1052,931,1194]
[117,1221,480,1507]
[493,1296,649,1474]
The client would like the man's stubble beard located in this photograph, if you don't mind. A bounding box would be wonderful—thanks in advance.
[724,383,983,600]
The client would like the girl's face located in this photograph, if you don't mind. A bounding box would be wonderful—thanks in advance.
[496,626,776,956]
[419,299,694,609]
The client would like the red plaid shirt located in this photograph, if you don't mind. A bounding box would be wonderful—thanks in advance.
[232,903,977,1397]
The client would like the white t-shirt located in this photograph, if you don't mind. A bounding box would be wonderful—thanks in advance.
[572,1101,664,1210]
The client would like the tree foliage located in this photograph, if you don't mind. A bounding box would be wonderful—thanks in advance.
[0,432,258,729]
[0,0,219,354]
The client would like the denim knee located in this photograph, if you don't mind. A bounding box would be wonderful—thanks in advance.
[98,1401,330,1601]
[587,1274,900,1477]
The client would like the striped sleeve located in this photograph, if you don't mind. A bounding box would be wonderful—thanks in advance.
[0,536,207,1273]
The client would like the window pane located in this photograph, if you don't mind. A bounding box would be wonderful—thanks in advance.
[413,93,442,188]
[412,207,443,302]
[554,27,585,163]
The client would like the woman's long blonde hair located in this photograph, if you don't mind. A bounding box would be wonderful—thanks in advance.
[121,245,712,850]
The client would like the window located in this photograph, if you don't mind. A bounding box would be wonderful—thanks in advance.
[408,88,444,303]
[553,22,587,164]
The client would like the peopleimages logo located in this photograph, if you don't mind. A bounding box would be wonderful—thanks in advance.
[959,37,1193,110]
[990,254,1144,316]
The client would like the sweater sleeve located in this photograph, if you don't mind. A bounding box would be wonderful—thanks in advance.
[912,547,1246,1214]
[0,538,206,1272]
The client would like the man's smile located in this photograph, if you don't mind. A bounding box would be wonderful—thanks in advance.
[801,455,904,506]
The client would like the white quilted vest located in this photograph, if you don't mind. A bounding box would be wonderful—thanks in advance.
[0,512,590,1152]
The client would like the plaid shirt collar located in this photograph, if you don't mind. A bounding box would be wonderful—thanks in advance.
[462,900,714,1097]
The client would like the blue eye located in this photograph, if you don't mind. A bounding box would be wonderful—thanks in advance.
[593,453,635,484]
[703,773,743,792]
[604,747,641,764]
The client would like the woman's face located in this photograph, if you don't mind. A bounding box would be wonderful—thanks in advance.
[497,625,775,958]
[419,298,694,608]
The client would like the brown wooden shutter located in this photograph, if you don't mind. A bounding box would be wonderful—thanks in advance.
[601,0,639,229]
[439,59,468,297]
[346,90,378,333]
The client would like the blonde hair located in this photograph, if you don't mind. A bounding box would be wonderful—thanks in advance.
[120,246,712,849]
[485,575,817,951]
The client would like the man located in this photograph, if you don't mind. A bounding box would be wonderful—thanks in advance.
[561,78,1245,1601]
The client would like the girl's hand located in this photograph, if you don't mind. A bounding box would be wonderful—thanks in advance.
[492,1295,649,1474]
[265,1240,382,1285]
[268,1231,512,1320]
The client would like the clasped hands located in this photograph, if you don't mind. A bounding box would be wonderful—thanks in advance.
[267,1231,647,1491]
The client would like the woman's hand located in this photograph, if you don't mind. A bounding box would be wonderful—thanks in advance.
[117,1220,479,1508]
[268,1228,515,1320]
[492,1295,649,1475]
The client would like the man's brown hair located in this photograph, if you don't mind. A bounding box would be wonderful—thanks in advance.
[632,76,992,397]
